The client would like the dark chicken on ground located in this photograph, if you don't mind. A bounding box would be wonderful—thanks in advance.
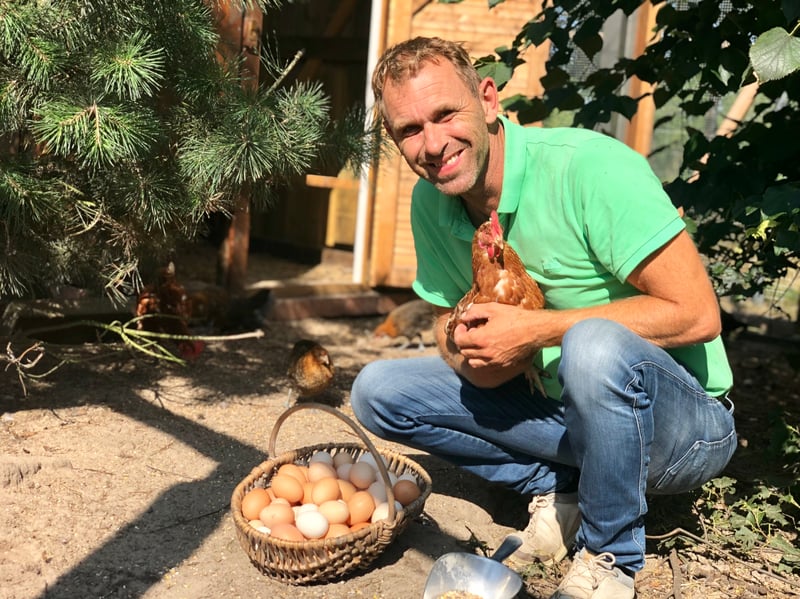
[135,262,205,359]
[445,210,548,395]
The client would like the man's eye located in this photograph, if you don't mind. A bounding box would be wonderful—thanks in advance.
[400,126,421,139]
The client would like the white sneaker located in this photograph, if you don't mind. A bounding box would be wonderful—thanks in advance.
[511,492,581,565]
[550,548,635,599]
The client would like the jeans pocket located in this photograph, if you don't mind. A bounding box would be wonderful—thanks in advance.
[649,427,737,495]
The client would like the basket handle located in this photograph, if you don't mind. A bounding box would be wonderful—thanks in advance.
[267,402,397,521]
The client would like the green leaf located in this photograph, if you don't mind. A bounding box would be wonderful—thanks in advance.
[749,27,800,84]
[475,57,513,88]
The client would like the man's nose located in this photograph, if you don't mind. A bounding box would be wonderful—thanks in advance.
[422,122,446,156]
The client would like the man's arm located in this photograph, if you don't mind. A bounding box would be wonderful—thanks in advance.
[447,230,722,383]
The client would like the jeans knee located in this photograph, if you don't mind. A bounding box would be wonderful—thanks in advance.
[560,318,631,382]
[351,360,402,435]
[350,361,382,416]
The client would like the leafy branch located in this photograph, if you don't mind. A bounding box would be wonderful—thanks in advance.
[2,318,264,396]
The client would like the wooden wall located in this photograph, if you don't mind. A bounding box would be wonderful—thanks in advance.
[367,0,549,288]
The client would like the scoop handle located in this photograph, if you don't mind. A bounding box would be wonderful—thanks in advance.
[491,535,523,563]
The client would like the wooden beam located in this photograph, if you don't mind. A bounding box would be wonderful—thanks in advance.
[625,2,660,156]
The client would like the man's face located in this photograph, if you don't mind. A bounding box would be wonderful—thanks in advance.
[381,61,497,198]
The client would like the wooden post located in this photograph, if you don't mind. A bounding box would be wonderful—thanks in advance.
[625,2,660,156]
[213,2,263,291]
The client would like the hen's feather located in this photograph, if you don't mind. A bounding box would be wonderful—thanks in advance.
[445,210,547,394]
[286,339,335,400]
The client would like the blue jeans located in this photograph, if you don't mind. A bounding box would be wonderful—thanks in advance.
[350,318,736,571]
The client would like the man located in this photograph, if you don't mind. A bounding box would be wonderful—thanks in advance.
[350,37,736,599]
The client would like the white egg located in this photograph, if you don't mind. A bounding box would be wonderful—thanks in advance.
[309,451,333,465]
[367,480,388,504]
[295,510,329,539]
[370,500,403,523]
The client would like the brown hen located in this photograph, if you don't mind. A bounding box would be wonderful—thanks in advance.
[286,339,334,405]
[373,299,434,349]
[135,262,204,359]
[445,210,547,395]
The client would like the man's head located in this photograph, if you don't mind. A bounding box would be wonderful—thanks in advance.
[372,37,482,118]
[372,37,502,202]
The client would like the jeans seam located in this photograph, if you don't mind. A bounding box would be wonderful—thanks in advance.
[627,380,648,557]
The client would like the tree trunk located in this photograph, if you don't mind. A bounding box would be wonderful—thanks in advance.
[213,1,263,291]
[218,186,252,292]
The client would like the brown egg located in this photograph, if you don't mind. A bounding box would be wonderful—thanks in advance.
[302,481,315,504]
[311,477,341,505]
[270,474,304,504]
[318,499,349,525]
[347,490,375,525]
[278,463,307,484]
[349,521,372,533]
[269,522,305,542]
[349,462,376,489]
[307,461,337,482]
[241,488,271,521]
[325,523,352,539]
[393,479,422,506]
[336,479,357,502]
[259,502,295,528]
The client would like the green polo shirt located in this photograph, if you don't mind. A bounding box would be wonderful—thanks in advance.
[410,116,733,398]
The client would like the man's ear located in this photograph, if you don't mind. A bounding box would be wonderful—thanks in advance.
[478,77,500,124]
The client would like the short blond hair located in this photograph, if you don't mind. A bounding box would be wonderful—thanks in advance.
[371,37,482,116]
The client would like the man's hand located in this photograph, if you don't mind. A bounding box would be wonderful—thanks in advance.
[434,303,536,388]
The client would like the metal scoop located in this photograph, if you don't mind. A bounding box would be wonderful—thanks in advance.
[422,535,523,599]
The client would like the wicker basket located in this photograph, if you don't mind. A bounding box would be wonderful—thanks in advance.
[231,402,433,584]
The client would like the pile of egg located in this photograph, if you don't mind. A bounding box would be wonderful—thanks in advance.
[241,450,422,542]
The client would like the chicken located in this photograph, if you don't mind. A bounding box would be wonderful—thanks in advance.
[286,339,335,406]
[444,210,547,395]
[185,285,273,332]
[373,299,434,349]
[135,262,205,360]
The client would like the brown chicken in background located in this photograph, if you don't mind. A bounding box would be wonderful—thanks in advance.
[286,339,335,406]
[445,210,547,395]
[373,299,435,349]
[135,262,205,359]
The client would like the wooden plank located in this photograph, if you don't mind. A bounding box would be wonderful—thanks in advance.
[306,174,361,190]
[625,2,660,155]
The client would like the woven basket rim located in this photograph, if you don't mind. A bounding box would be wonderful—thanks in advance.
[230,404,433,583]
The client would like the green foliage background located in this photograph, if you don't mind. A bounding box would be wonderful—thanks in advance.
[472,0,799,301]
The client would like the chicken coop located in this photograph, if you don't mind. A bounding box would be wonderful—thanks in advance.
[242,0,662,299]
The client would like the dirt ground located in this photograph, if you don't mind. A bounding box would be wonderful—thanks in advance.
[1,253,799,599]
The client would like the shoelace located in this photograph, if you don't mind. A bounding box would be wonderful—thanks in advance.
[561,552,617,591]
[528,494,554,514]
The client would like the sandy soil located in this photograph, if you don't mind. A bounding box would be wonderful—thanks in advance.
[1,252,798,599]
